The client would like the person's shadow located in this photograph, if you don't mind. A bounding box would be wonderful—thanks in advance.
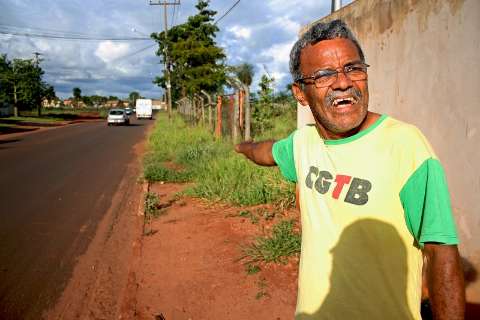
[297,219,416,320]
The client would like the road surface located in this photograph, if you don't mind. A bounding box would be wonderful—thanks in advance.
[0,117,152,319]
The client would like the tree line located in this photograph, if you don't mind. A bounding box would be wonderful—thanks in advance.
[0,54,55,117]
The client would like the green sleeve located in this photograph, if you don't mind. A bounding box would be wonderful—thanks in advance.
[272,132,297,183]
[399,158,459,246]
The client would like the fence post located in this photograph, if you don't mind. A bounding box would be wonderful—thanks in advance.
[239,89,244,131]
[215,95,222,138]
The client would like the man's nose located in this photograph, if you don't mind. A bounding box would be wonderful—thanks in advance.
[331,71,353,90]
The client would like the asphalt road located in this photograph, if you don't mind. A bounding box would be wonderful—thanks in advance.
[0,116,152,320]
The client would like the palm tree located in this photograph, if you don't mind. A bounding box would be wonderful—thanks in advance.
[234,63,254,140]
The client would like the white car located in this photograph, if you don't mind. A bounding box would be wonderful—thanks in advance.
[107,108,130,126]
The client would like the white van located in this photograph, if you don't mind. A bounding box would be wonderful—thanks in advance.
[135,99,153,119]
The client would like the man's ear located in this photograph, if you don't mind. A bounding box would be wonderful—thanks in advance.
[292,83,309,107]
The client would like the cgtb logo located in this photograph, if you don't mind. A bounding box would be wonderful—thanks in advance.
[305,166,372,205]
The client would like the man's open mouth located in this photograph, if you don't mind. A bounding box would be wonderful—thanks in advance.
[332,97,356,108]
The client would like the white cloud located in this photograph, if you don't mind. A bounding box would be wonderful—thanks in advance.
[272,16,301,36]
[260,41,294,65]
[95,41,130,63]
[227,25,252,40]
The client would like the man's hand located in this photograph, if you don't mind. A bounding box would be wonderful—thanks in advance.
[234,140,276,166]
[424,244,465,320]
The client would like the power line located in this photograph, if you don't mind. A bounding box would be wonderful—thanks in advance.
[0,30,151,41]
[0,23,100,38]
[214,0,241,25]
[110,43,157,63]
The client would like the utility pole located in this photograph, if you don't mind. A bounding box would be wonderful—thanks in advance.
[33,52,43,116]
[331,0,342,13]
[149,0,180,120]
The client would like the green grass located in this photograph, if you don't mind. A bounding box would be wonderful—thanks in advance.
[242,219,301,264]
[143,112,295,207]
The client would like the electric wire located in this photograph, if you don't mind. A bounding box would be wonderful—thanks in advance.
[110,43,157,63]
[214,0,241,25]
[0,23,99,38]
[0,29,151,41]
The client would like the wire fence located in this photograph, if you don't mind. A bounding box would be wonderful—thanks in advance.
[176,89,250,143]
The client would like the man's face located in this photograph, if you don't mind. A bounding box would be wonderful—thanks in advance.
[294,38,369,137]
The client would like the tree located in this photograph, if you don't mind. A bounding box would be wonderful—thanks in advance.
[129,91,140,106]
[89,95,108,107]
[151,0,226,104]
[252,74,277,135]
[72,87,81,100]
[43,85,56,102]
[0,55,47,116]
[234,63,255,140]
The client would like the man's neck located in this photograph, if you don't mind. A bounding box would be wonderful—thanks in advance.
[315,112,381,140]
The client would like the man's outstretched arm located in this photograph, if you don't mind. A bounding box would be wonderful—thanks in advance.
[234,140,276,166]
[424,243,465,320]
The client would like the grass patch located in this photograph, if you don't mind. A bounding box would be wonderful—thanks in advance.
[144,113,295,207]
[242,219,301,264]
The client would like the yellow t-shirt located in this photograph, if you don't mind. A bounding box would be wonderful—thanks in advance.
[272,115,458,320]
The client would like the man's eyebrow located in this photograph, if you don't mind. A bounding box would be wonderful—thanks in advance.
[344,60,363,66]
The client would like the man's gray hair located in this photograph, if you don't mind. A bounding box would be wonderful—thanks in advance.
[289,19,365,82]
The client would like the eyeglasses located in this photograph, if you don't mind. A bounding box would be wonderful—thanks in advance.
[297,63,370,88]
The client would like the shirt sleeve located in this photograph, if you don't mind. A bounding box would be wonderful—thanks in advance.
[272,131,297,183]
[399,158,459,246]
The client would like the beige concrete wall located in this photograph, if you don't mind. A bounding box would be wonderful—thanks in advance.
[304,0,479,301]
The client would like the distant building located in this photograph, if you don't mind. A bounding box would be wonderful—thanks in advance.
[63,99,73,107]
[152,99,166,110]
[42,98,61,108]
[104,100,120,108]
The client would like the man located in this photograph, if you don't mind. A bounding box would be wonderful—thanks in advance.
[235,20,464,319]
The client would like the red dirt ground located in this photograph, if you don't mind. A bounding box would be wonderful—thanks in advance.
[135,182,299,320]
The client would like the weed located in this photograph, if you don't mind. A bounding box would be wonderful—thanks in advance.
[243,219,301,264]
[245,264,261,275]
[257,208,276,221]
[238,210,259,224]
[255,278,269,300]
[145,192,160,217]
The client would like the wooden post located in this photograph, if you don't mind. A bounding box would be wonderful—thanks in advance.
[244,85,251,141]
[239,89,244,130]
[201,97,205,125]
[215,95,222,138]
[230,95,237,142]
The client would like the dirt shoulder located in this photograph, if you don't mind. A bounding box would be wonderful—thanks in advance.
[44,123,150,320]
[135,182,299,320]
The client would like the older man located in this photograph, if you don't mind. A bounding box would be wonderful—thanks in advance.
[235,20,464,319]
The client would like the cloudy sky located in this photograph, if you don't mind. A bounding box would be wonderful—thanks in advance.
[0,0,354,99]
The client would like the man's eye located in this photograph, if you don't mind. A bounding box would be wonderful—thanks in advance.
[347,65,364,72]
[315,70,336,78]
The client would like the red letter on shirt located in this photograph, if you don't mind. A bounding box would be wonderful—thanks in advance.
[332,175,352,199]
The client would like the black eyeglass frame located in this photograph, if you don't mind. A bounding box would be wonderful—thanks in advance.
[296,62,370,88]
